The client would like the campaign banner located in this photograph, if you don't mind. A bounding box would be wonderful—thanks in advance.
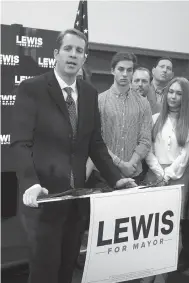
[82,185,181,283]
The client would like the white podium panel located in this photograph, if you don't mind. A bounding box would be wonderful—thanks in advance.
[82,185,181,283]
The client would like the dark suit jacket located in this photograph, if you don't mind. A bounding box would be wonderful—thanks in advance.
[146,83,165,115]
[11,70,121,196]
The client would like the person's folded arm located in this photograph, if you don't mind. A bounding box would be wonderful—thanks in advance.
[89,92,122,188]
[133,100,152,161]
[145,148,165,178]
[129,152,141,167]
[107,148,122,166]
[164,141,189,182]
[97,92,123,167]
[144,112,164,178]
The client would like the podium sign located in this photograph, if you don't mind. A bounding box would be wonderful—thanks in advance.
[82,185,181,283]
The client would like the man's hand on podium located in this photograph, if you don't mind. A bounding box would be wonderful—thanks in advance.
[115,178,137,189]
[23,184,48,207]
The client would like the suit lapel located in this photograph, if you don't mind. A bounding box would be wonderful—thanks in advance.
[77,79,88,138]
[46,72,89,140]
[46,70,70,123]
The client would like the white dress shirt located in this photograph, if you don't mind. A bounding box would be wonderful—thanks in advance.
[146,113,189,181]
[54,68,78,115]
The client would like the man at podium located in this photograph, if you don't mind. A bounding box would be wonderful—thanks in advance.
[11,28,136,283]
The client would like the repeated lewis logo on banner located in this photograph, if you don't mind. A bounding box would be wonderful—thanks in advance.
[0,54,19,66]
[0,134,11,145]
[16,35,43,48]
[15,75,34,86]
[38,57,55,68]
[0,94,16,106]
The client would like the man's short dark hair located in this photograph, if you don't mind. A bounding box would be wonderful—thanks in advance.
[111,52,137,70]
[155,57,173,67]
[133,67,151,80]
[55,28,88,54]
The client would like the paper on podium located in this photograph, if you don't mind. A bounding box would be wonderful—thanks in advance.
[36,185,147,204]
[37,188,103,204]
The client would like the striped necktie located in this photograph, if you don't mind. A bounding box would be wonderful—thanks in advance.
[64,87,77,188]
[64,87,77,137]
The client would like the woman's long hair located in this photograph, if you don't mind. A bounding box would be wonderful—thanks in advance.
[152,77,189,147]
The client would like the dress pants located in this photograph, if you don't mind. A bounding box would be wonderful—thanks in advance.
[180,219,189,269]
[21,199,90,283]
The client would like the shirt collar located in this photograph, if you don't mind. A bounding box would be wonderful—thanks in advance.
[54,68,77,92]
[110,83,131,98]
[151,80,167,94]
